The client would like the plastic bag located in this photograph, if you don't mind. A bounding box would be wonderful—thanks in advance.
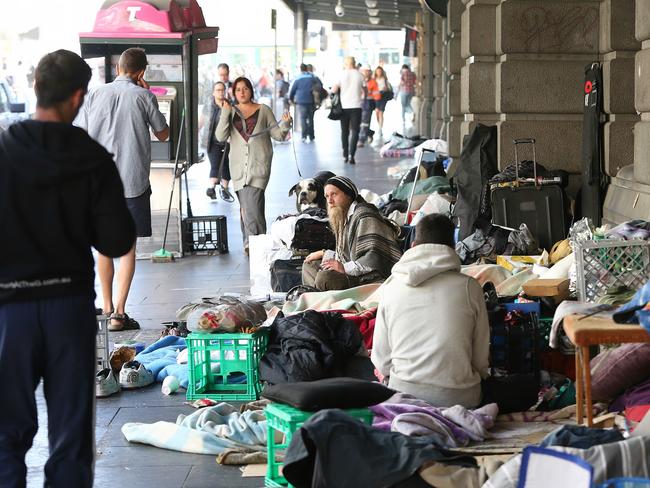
[410,193,453,226]
[178,296,267,333]
[249,234,293,296]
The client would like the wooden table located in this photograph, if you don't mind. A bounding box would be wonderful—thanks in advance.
[563,314,650,426]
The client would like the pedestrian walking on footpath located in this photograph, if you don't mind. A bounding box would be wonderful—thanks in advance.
[332,56,364,165]
[0,49,135,488]
[398,64,417,129]
[216,77,292,255]
[76,47,169,331]
[204,81,234,202]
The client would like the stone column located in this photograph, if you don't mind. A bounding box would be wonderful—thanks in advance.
[494,0,600,171]
[417,11,437,138]
[432,15,446,138]
[460,0,500,152]
[445,0,465,158]
[294,1,306,65]
[635,0,650,184]
[600,0,639,178]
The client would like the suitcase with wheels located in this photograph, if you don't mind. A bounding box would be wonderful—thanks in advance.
[490,139,569,251]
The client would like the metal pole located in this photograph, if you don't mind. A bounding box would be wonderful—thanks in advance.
[273,9,278,115]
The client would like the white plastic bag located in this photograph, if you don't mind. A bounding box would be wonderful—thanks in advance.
[410,193,453,226]
[249,234,293,296]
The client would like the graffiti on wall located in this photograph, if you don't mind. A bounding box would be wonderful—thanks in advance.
[520,6,598,52]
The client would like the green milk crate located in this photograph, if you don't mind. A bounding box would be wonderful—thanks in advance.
[264,403,374,487]
[186,328,269,402]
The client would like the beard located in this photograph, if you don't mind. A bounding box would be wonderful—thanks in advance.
[328,202,351,253]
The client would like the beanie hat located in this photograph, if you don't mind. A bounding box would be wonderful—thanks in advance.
[325,175,358,200]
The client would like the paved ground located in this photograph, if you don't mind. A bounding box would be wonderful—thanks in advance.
[26,106,412,487]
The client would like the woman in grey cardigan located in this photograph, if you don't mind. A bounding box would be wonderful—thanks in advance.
[215,77,292,254]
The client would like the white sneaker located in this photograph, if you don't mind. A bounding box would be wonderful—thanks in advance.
[119,361,154,389]
[96,368,120,397]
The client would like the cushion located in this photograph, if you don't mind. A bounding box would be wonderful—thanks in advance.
[261,377,394,411]
[590,343,650,402]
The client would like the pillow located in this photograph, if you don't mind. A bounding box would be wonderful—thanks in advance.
[590,343,650,402]
[261,378,394,411]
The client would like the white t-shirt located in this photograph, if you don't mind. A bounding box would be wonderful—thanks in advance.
[338,69,364,109]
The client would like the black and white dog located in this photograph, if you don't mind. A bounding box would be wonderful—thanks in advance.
[288,170,336,212]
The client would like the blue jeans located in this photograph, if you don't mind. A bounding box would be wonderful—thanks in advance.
[296,103,315,140]
[360,99,375,143]
[0,294,96,488]
[400,92,413,122]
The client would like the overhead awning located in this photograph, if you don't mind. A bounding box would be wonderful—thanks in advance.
[281,0,424,29]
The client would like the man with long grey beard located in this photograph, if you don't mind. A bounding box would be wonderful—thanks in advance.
[302,176,402,291]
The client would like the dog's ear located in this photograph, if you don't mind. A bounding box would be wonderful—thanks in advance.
[288,183,299,197]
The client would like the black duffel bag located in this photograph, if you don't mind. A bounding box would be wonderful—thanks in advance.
[271,258,305,292]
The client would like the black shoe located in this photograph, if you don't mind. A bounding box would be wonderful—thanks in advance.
[220,187,235,202]
[349,157,356,165]
[206,187,217,200]
[343,156,349,164]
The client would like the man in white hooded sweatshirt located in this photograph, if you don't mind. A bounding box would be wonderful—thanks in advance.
[371,214,490,408]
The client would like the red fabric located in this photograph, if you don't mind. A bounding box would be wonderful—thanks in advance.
[400,70,416,94]
[320,308,377,350]
[626,405,650,423]
[233,109,259,142]
[366,79,380,101]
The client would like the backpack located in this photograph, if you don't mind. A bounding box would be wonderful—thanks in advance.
[312,77,328,108]
[279,80,290,98]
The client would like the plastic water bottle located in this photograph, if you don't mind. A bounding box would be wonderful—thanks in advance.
[161,375,179,395]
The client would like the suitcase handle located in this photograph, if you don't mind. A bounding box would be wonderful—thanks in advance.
[512,139,538,188]
[513,138,535,145]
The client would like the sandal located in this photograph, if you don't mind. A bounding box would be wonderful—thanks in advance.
[108,313,141,332]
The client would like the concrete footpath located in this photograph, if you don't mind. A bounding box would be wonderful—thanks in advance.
[26,107,409,487]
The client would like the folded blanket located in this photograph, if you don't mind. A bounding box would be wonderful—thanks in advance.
[122,403,267,455]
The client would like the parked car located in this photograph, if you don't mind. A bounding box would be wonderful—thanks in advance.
[0,79,30,132]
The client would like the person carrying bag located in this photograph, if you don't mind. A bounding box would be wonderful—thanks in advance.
[328,92,344,120]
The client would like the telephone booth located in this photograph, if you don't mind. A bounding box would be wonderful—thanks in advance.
[79,0,218,258]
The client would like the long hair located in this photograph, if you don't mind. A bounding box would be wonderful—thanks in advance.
[232,76,255,101]
[373,66,387,80]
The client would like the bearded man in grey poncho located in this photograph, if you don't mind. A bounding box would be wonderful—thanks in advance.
[302,176,403,291]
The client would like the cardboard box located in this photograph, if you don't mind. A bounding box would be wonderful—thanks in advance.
[522,278,570,299]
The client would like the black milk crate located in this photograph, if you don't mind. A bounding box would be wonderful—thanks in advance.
[182,216,228,254]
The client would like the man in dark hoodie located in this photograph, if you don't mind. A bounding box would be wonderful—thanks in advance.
[0,50,135,487]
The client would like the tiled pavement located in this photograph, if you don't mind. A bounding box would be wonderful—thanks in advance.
[26,107,410,487]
